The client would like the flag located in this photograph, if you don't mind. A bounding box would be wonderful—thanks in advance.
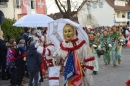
[64,51,82,86]
[64,51,75,86]
[36,0,46,14]
[71,50,82,86]
[20,0,31,14]
[20,0,28,14]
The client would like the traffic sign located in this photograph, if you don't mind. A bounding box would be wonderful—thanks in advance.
[128,12,130,19]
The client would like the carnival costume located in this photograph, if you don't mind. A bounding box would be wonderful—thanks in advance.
[89,39,99,74]
[37,38,60,86]
[100,35,112,65]
[53,24,94,86]
[110,31,124,67]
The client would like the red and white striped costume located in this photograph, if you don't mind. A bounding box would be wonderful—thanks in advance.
[53,38,94,86]
[37,44,60,86]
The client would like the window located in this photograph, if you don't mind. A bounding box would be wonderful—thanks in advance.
[0,2,8,8]
[122,12,125,18]
[31,0,34,9]
[92,2,97,9]
[117,11,120,18]
[98,1,103,8]
[87,3,91,9]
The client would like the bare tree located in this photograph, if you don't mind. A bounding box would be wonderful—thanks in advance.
[55,0,87,19]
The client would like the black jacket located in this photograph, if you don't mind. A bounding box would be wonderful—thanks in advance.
[14,46,26,66]
[26,50,42,72]
[0,39,7,58]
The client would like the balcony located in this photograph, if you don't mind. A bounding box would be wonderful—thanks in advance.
[115,18,128,22]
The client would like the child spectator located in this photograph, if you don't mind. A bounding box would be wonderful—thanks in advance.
[10,39,27,86]
[26,42,42,86]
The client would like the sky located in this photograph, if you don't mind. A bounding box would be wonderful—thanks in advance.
[45,0,83,14]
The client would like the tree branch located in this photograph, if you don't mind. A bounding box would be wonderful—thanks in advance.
[55,0,64,14]
[67,0,71,13]
[58,0,67,13]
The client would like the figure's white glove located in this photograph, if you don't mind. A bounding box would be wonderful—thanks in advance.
[35,42,39,48]
[92,44,97,48]
[41,36,44,43]
[108,44,112,47]
[53,52,58,58]
[37,30,42,37]
[120,39,123,42]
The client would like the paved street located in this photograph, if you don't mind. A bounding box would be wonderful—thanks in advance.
[0,47,130,86]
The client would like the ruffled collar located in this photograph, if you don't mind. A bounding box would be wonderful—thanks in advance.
[60,39,86,51]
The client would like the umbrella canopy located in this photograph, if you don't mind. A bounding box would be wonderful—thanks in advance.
[13,14,54,27]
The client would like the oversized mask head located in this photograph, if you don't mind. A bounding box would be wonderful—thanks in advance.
[63,24,75,41]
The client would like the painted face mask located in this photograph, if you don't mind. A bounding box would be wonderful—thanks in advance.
[63,24,74,41]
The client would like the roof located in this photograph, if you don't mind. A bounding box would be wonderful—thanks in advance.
[106,0,130,11]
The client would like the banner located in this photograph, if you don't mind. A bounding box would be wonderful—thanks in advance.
[20,0,31,14]
[36,0,46,14]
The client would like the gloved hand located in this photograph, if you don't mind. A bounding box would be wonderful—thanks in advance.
[53,51,58,58]
[108,44,112,47]
[92,44,97,48]
[35,42,39,48]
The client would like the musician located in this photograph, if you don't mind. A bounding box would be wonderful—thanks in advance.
[89,33,99,75]
[110,26,123,68]
[100,30,112,65]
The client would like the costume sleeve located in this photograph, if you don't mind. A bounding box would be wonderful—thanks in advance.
[44,46,55,56]
[82,44,94,86]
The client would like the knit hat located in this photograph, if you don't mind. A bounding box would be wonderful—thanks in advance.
[30,42,37,50]
[19,39,25,44]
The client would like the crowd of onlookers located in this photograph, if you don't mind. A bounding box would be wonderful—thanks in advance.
[0,27,46,86]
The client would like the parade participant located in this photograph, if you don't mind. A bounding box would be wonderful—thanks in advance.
[53,24,94,86]
[110,26,123,67]
[88,33,99,75]
[87,28,91,35]
[95,32,101,44]
[36,37,60,86]
[26,42,42,86]
[100,30,112,65]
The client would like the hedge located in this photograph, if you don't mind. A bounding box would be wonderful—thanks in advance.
[1,18,23,41]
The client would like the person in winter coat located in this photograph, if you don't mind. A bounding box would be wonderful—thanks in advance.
[10,39,27,86]
[26,42,42,86]
[0,30,8,80]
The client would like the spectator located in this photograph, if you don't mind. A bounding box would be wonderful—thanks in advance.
[10,39,27,86]
[0,30,8,80]
[26,42,42,86]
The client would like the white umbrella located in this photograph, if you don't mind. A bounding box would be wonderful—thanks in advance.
[47,18,89,47]
[13,14,54,27]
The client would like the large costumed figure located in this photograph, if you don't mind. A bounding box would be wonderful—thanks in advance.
[36,36,60,86]
[53,24,94,86]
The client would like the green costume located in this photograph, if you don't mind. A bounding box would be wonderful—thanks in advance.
[100,35,111,65]
[89,39,99,73]
[110,32,122,66]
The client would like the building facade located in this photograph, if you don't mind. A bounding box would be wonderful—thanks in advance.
[78,0,130,27]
